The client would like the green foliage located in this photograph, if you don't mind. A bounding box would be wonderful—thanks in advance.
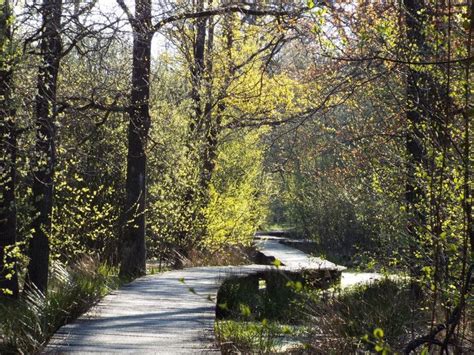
[145,55,275,260]
[214,319,298,354]
[52,162,122,262]
[215,320,282,354]
[215,277,430,354]
[216,273,304,323]
[1,1,471,351]
[49,43,130,264]
[203,131,269,252]
[146,62,200,259]
[266,106,405,269]
[306,279,429,352]
[0,0,17,71]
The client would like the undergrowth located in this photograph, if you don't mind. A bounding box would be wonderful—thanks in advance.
[0,256,121,354]
[304,279,429,353]
[216,320,302,354]
[215,277,430,354]
[183,244,257,267]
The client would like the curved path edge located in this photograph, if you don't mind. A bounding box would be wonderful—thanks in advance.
[44,234,348,354]
[44,265,278,354]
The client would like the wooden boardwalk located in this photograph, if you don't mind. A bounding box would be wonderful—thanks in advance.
[44,234,345,354]
[254,235,345,271]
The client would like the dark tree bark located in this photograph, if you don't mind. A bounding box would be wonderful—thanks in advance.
[185,7,244,247]
[119,0,152,278]
[0,0,19,298]
[404,0,428,256]
[200,10,233,195]
[116,0,291,264]
[175,0,210,252]
[200,5,217,195]
[26,0,63,294]
[404,0,449,278]
[463,1,473,256]
[190,0,207,134]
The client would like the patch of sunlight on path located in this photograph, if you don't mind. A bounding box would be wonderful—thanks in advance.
[341,272,405,288]
[341,272,383,288]
[43,233,364,354]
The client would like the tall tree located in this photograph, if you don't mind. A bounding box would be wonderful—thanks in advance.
[190,7,232,242]
[26,0,63,293]
[404,0,450,276]
[0,0,19,298]
[199,11,233,198]
[118,0,152,278]
[404,0,428,271]
[116,1,301,275]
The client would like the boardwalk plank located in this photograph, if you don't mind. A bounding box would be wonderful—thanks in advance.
[44,239,346,354]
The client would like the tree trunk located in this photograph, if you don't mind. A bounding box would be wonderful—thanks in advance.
[200,9,233,195]
[404,0,428,261]
[175,0,208,253]
[190,0,207,134]
[188,8,233,247]
[119,0,152,278]
[26,0,63,294]
[200,5,216,198]
[0,0,19,298]
[404,0,449,277]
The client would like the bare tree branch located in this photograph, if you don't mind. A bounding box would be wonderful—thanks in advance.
[116,0,136,25]
[153,5,308,32]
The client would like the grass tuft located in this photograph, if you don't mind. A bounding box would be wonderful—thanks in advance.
[303,279,429,353]
[216,320,282,354]
[0,256,121,353]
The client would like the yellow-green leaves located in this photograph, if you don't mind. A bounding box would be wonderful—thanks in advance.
[373,328,384,339]
[286,280,303,292]
[271,258,282,268]
[203,131,269,253]
[362,327,390,354]
[239,303,251,318]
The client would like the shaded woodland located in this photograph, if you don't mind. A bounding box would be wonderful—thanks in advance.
[0,0,473,353]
